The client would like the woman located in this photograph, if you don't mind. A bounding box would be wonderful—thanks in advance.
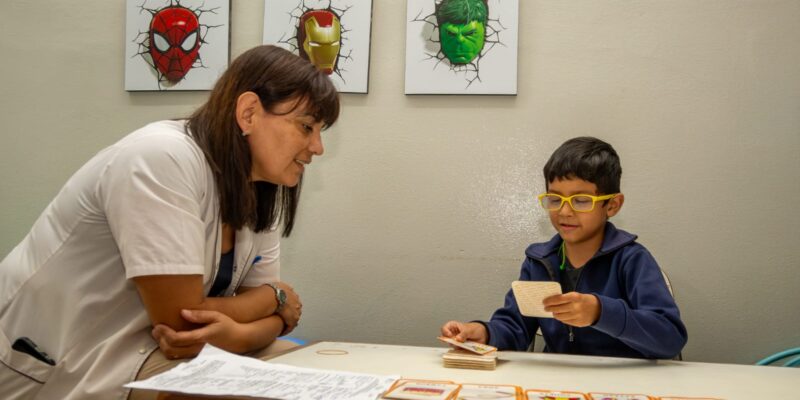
[0,45,340,399]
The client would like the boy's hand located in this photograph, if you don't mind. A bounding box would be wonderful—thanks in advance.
[440,321,488,344]
[543,292,600,328]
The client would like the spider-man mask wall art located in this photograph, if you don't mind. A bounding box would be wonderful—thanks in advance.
[127,0,229,91]
[149,5,200,82]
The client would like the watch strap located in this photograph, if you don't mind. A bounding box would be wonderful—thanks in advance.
[267,283,286,311]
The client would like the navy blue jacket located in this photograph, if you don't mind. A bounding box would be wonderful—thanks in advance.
[484,223,687,359]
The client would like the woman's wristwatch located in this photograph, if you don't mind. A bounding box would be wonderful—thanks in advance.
[267,283,287,312]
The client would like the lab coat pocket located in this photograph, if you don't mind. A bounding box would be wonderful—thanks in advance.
[0,329,55,388]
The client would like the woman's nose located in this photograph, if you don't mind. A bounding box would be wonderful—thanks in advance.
[309,130,324,156]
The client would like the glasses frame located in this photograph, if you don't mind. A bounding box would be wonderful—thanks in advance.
[537,193,618,213]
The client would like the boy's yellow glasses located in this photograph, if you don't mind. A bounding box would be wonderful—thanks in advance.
[537,193,618,212]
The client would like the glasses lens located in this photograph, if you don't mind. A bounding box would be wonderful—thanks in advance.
[541,195,563,210]
[571,195,594,212]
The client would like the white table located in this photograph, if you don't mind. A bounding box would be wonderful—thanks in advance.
[267,341,798,399]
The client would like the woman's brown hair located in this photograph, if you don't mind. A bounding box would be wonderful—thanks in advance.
[187,45,339,236]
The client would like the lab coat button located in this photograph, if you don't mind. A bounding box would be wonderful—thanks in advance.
[138,348,147,354]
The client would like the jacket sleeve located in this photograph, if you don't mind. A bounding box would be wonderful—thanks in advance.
[101,134,207,279]
[591,248,688,359]
[483,258,540,351]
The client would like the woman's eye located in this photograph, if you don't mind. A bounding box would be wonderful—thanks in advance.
[302,124,313,133]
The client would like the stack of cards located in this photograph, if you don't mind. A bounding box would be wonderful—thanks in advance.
[438,337,498,370]
[442,349,497,370]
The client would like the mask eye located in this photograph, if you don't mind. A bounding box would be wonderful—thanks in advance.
[180,31,198,52]
[152,32,170,52]
[309,41,320,47]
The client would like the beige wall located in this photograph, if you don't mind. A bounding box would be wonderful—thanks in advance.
[1,1,798,364]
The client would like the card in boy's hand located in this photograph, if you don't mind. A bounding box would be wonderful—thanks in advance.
[437,336,497,355]
[511,281,562,318]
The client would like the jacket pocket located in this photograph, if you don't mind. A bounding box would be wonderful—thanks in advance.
[0,329,55,385]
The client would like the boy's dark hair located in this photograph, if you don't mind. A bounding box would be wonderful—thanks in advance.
[543,137,622,194]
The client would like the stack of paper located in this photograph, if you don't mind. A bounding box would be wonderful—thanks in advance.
[442,349,497,370]
[125,344,398,400]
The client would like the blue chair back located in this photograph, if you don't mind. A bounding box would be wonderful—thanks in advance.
[756,347,800,367]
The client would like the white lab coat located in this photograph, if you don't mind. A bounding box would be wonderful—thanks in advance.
[0,120,280,399]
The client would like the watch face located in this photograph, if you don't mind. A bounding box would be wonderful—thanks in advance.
[278,288,287,304]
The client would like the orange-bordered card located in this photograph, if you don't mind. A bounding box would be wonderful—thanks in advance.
[525,388,588,399]
[382,379,461,400]
[588,393,655,400]
[454,383,523,399]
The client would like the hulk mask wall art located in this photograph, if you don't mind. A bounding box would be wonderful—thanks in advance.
[437,0,487,65]
[405,0,518,95]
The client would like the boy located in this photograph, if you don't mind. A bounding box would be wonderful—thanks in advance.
[441,137,687,359]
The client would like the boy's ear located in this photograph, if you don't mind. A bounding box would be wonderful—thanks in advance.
[235,91,261,134]
[606,193,624,217]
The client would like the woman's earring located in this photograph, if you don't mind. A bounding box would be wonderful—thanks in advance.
[242,131,249,137]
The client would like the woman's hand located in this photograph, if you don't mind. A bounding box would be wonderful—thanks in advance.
[275,282,302,335]
[151,309,247,358]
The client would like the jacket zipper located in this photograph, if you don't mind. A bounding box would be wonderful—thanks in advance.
[539,256,576,345]
[567,260,588,348]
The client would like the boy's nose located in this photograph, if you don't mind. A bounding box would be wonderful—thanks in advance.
[558,202,575,216]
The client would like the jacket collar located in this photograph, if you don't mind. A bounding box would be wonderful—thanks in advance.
[525,222,637,261]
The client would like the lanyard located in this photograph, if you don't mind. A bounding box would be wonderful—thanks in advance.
[209,250,234,297]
